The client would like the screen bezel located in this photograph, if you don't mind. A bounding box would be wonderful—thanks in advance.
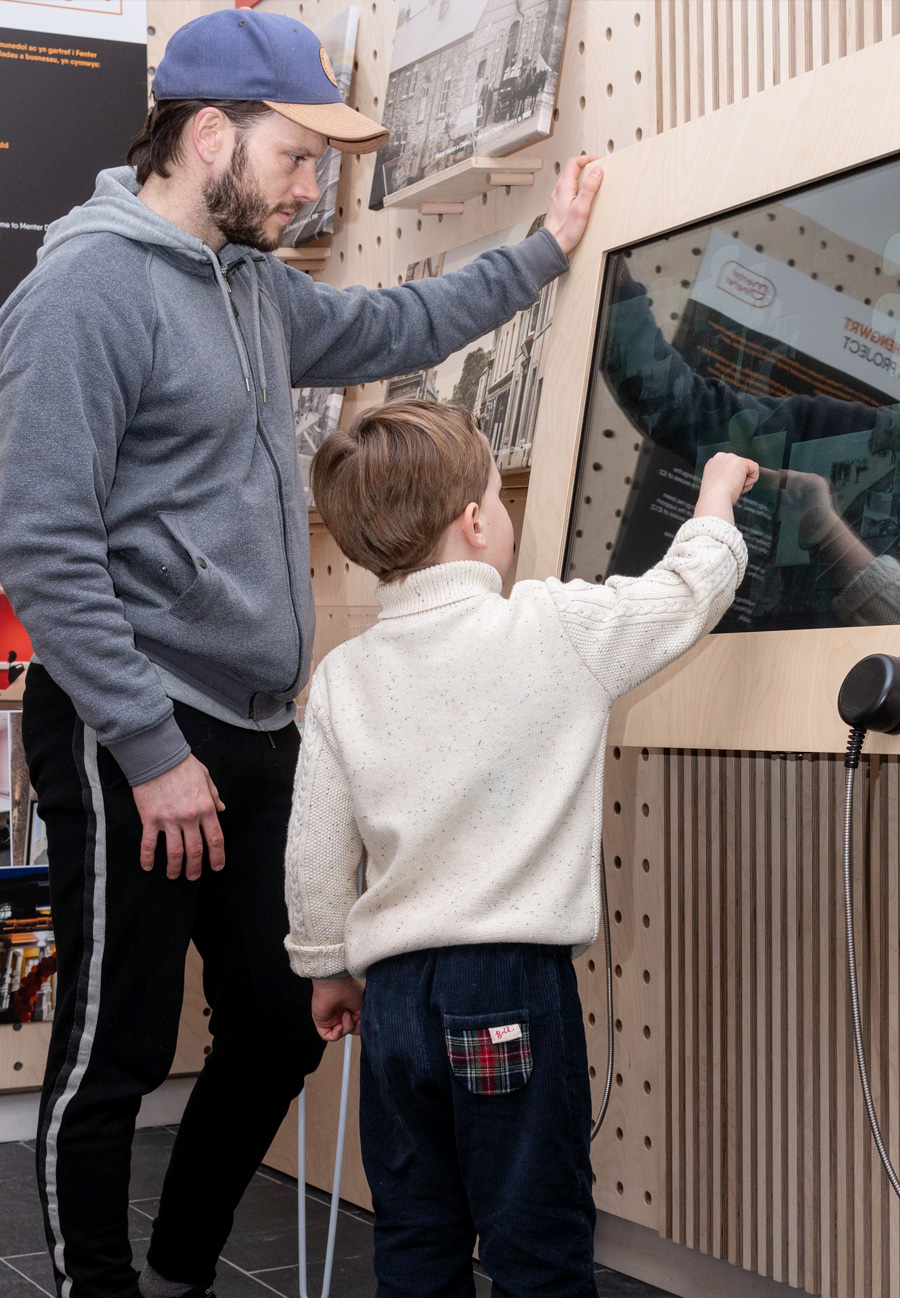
[516,35,900,754]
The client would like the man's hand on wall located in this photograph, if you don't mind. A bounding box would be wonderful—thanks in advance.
[544,154,604,256]
[132,753,226,880]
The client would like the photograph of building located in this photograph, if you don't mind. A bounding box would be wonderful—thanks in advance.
[0,711,30,871]
[385,216,556,470]
[292,385,346,505]
[0,718,9,871]
[369,0,570,207]
[0,871,55,1025]
[281,6,360,246]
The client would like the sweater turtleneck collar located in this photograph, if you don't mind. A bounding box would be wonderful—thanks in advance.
[376,561,503,619]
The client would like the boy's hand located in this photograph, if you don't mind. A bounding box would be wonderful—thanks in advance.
[311,976,363,1041]
[694,452,759,523]
[701,452,759,503]
[544,156,604,256]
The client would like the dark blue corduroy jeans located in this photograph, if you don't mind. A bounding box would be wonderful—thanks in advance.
[359,943,599,1298]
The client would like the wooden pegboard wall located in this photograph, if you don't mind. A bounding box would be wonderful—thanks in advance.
[252,0,659,665]
[580,745,665,1232]
[143,2,900,1260]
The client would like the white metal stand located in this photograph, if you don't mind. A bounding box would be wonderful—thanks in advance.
[297,1033,354,1298]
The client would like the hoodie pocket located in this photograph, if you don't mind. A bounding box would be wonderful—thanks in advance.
[158,512,220,624]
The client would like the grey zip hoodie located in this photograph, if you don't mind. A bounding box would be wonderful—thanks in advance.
[0,167,567,784]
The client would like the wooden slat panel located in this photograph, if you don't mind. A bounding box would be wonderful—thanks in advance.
[887,759,900,1294]
[602,747,900,1297]
[674,0,690,126]
[654,0,666,131]
[650,0,893,136]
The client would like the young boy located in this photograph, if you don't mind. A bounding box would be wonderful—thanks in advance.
[284,399,756,1298]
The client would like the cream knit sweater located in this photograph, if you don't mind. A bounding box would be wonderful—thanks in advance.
[284,516,747,978]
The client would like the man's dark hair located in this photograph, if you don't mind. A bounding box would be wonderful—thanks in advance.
[127,100,272,185]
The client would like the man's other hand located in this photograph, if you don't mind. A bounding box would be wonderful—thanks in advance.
[544,155,604,256]
[132,753,226,880]
[311,976,363,1041]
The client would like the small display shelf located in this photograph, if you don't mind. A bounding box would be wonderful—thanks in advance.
[382,157,543,214]
[272,241,332,275]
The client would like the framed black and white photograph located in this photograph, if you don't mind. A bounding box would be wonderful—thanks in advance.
[0,717,10,871]
[293,386,346,506]
[281,7,360,247]
[385,215,557,471]
[0,710,32,870]
[370,0,570,208]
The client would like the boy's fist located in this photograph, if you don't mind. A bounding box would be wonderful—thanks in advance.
[700,452,759,505]
[311,976,363,1041]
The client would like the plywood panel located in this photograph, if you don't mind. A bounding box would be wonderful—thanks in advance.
[653,0,893,134]
[519,34,900,764]
[169,943,213,1075]
[598,745,900,1298]
[142,6,900,1293]
[607,624,900,756]
[521,33,900,591]
[0,1022,53,1090]
[586,746,665,1230]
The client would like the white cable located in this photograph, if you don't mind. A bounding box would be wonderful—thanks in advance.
[843,759,900,1199]
[590,846,614,1142]
[298,1032,355,1298]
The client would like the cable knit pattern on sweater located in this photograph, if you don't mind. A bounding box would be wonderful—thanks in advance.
[284,516,747,978]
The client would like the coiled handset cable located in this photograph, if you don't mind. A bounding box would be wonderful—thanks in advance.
[838,653,900,1199]
[842,725,900,1199]
[590,845,614,1141]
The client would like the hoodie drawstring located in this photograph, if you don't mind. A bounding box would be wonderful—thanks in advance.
[202,244,255,396]
[247,264,269,404]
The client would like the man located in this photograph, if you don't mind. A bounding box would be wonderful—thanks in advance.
[0,9,602,1298]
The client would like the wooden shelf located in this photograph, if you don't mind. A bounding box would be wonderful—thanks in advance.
[273,241,332,275]
[382,157,543,213]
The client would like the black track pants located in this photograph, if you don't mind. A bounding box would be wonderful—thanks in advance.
[23,666,325,1298]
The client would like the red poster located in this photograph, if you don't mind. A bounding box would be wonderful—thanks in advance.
[0,593,31,690]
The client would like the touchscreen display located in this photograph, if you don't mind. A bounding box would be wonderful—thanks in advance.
[565,156,900,632]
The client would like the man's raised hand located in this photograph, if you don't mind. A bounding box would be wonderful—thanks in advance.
[544,154,604,256]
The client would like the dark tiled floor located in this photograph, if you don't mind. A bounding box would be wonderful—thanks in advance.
[0,1126,675,1297]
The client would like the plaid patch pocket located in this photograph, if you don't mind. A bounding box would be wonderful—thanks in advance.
[443,1011,533,1095]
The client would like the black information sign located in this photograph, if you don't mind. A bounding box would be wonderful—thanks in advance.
[0,26,147,305]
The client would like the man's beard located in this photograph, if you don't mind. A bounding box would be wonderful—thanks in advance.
[203,134,289,252]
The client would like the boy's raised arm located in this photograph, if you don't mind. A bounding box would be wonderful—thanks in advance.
[548,454,755,701]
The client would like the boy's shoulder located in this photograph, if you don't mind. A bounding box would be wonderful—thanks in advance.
[310,572,600,687]
[507,574,608,613]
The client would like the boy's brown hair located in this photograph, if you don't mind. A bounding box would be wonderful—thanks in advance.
[311,399,493,582]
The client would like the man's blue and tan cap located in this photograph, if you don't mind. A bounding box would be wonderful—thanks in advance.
[152,8,389,154]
